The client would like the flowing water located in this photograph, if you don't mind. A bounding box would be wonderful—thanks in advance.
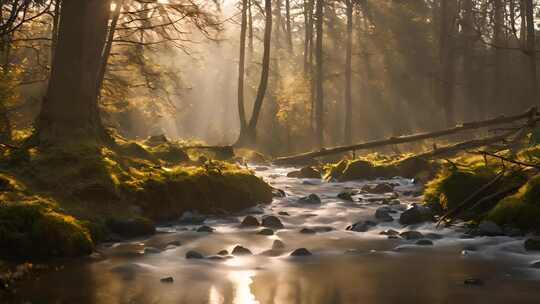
[5,166,540,304]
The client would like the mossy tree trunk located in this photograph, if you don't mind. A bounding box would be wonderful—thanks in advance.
[38,0,112,144]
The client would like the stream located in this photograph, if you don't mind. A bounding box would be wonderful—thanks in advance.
[5,166,540,304]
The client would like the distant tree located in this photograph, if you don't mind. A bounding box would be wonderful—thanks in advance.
[314,0,324,147]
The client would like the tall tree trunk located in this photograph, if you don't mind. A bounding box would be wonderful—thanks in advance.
[237,0,249,132]
[235,0,272,146]
[493,0,506,115]
[315,0,324,148]
[344,0,353,145]
[462,0,476,120]
[524,0,538,105]
[96,0,122,99]
[38,0,112,144]
[285,0,293,52]
[248,0,254,55]
[439,0,456,127]
[303,0,314,73]
[50,0,62,67]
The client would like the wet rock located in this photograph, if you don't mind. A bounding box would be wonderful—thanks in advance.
[144,247,162,254]
[287,167,321,179]
[530,261,540,268]
[375,207,394,222]
[290,248,312,256]
[272,188,286,198]
[240,215,260,228]
[300,228,317,234]
[362,183,394,194]
[400,231,424,240]
[399,204,434,226]
[232,245,252,256]
[503,226,523,237]
[166,240,181,247]
[160,277,174,283]
[262,215,284,229]
[196,225,215,233]
[185,250,204,259]
[278,211,290,216]
[207,255,226,261]
[524,238,540,251]
[347,220,377,232]
[260,249,284,257]
[388,235,400,239]
[272,240,286,250]
[217,250,229,256]
[178,211,206,225]
[425,233,443,240]
[298,194,322,205]
[464,278,483,286]
[416,239,434,246]
[380,229,400,236]
[257,228,274,236]
[477,221,503,236]
[337,190,356,201]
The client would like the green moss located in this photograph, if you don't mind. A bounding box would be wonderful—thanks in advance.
[0,198,93,258]
[488,174,540,230]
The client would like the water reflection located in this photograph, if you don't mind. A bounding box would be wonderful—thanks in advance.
[229,271,259,304]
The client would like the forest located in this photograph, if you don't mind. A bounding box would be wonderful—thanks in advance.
[1,0,540,303]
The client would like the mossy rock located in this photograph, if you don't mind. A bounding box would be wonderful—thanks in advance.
[0,199,93,258]
[488,174,540,230]
[424,168,495,213]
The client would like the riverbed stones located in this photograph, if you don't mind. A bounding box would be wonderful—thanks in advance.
[362,183,394,194]
[218,250,229,256]
[477,221,503,236]
[257,228,274,236]
[338,190,356,201]
[524,238,540,251]
[196,225,215,233]
[380,229,400,236]
[375,207,394,222]
[185,250,204,259]
[399,204,434,226]
[416,239,434,246]
[262,215,284,229]
[160,277,174,283]
[290,248,312,256]
[347,220,377,232]
[240,215,260,227]
[400,231,424,240]
[278,211,290,216]
[144,247,162,254]
[300,228,317,234]
[298,194,322,204]
[272,240,286,250]
[287,167,321,179]
[232,245,252,256]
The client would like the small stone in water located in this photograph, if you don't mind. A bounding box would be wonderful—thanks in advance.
[217,250,229,256]
[257,228,274,236]
[464,278,483,286]
[347,220,377,232]
[160,277,174,283]
[262,215,284,229]
[196,226,215,233]
[380,229,400,236]
[240,215,260,227]
[232,245,252,256]
[166,240,181,247]
[337,191,355,201]
[524,238,540,251]
[185,250,204,259]
[298,194,322,204]
[400,231,424,240]
[272,240,286,250]
[290,248,312,256]
[416,239,434,246]
[144,247,162,254]
[300,228,317,234]
[530,261,540,268]
[278,211,290,216]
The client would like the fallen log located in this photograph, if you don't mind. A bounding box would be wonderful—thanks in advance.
[274,107,537,164]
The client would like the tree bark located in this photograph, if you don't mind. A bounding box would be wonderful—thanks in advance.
[237,0,248,132]
[524,0,538,105]
[462,0,475,120]
[493,0,506,115]
[38,0,112,144]
[285,0,293,53]
[314,0,324,148]
[344,0,353,145]
[235,0,272,146]
[96,0,122,99]
[439,0,456,127]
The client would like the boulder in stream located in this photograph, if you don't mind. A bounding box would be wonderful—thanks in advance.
[362,183,394,194]
[477,221,503,236]
[400,231,424,240]
[375,207,394,222]
[416,239,434,246]
[240,215,260,228]
[347,220,377,232]
[196,225,215,233]
[524,238,540,251]
[257,228,274,236]
[160,277,174,283]
[337,190,356,201]
[185,250,204,259]
[287,167,321,179]
[290,248,312,257]
[272,240,286,250]
[232,245,253,256]
[262,215,284,229]
[298,194,322,205]
[399,204,434,226]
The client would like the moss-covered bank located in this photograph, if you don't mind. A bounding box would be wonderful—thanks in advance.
[0,139,272,259]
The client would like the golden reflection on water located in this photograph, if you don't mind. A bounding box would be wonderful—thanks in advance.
[208,269,260,304]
